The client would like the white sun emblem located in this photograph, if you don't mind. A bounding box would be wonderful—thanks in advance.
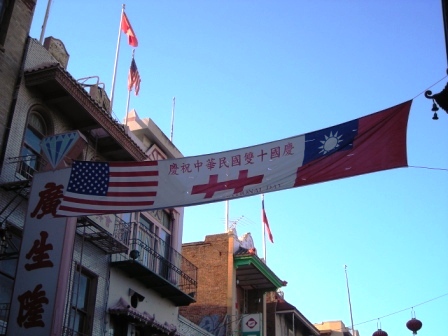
[318,131,343,154]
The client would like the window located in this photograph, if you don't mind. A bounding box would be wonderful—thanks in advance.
[134,211,173,278]
[68,266,97,335]
[19,112,47,179]
[0,0,14,47]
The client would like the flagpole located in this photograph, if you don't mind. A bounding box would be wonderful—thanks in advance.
[170,97,176,142]
[262,194,267,262]
[125,86,131,126]
[225,200,229,231]
[39,0,53,44]
[125,49,134,126]
[110,4,125,113]
[344,265,356,336]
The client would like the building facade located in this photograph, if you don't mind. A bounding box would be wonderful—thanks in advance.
[266,291,320,336]
[0,1,206,335]
[180,230,286,336]
[314,320,359,336]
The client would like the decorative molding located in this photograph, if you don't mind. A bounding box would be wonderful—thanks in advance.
[24,64,146,161]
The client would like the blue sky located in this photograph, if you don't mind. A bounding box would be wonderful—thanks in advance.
[30,1,447,336]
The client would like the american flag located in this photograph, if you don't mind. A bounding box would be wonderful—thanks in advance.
[57,161,158,216]
[128,58,141,95]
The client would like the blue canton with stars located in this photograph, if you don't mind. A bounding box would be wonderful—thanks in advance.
[67,161,110,196]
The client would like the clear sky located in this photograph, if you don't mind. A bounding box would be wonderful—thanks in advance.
[30,1,447,336]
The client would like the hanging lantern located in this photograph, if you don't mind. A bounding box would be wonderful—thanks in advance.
[406,318,422,335]
[372,329,388,336]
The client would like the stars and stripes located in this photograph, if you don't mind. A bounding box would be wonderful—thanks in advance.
[52,101,411,217]
[128,58,141,95]
[57,161,158,216]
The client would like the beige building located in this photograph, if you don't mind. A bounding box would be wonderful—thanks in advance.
[314,320,359,336]
[0,1,207,335]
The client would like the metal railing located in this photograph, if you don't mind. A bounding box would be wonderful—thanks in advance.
[79,214,131,253]
[62,326,89,336]
[8,154,48,181]
[113,236,197,296]
[0,303,9,335]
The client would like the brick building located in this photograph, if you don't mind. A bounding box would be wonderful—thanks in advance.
[180,230,287,335]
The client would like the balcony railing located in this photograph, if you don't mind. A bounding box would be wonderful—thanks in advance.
[61,327,88,336]
[8,154,47,181]
[76,215,131,254]
[112,237,197,306]
[0,303,9,336]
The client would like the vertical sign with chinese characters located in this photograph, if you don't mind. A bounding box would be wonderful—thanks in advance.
[7,169,76,336]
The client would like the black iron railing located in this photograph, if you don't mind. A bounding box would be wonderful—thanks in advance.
[8,154,47,181]
[0,303,9,335]
[113,237,197,296]
[62,326,89,336]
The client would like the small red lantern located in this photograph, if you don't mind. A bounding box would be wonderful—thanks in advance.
[406,318,422,335]
[372,329,388,336]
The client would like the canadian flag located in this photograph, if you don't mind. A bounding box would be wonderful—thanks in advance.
[121,12,138,47]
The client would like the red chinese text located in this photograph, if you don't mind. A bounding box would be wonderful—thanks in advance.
[30,182,64,219]
[17,284,49,328]
[25,231,54,271]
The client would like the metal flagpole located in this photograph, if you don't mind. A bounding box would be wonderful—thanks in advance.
[262,194,266,262]
[125,49,134,127]
[110,4,125,112]
[225,200,229,231]
[39,0,53,44]
[124,86,131,126]
[170,97,176,142]
[344,265,356,336]
[124,49,135,126]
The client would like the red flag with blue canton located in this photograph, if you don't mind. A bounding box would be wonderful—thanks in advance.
[294,100,411,187]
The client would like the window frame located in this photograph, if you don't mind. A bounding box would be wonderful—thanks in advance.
[18,109,51,179]
[68,265,98,335]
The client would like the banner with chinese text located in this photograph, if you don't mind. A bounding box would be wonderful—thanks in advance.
[32,100,411,218]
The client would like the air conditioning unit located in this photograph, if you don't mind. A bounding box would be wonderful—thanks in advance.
[90,85,111,113]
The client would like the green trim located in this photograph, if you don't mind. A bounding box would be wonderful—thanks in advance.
[234,254,284,289]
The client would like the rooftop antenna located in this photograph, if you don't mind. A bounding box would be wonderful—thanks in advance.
[228,215,245,230]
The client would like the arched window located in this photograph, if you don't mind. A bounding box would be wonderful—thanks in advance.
[19,112,47,179]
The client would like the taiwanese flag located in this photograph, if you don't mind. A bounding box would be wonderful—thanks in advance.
[262,197,274,243]
[121,12,138,47]
[294,100,411,187]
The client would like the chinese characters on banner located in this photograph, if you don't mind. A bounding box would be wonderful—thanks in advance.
[56,100,411,217]
[7,100,411,334]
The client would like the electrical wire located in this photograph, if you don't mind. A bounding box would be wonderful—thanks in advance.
[408,165,448,171]
[354,292,448,327]
[412,74,448,100]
